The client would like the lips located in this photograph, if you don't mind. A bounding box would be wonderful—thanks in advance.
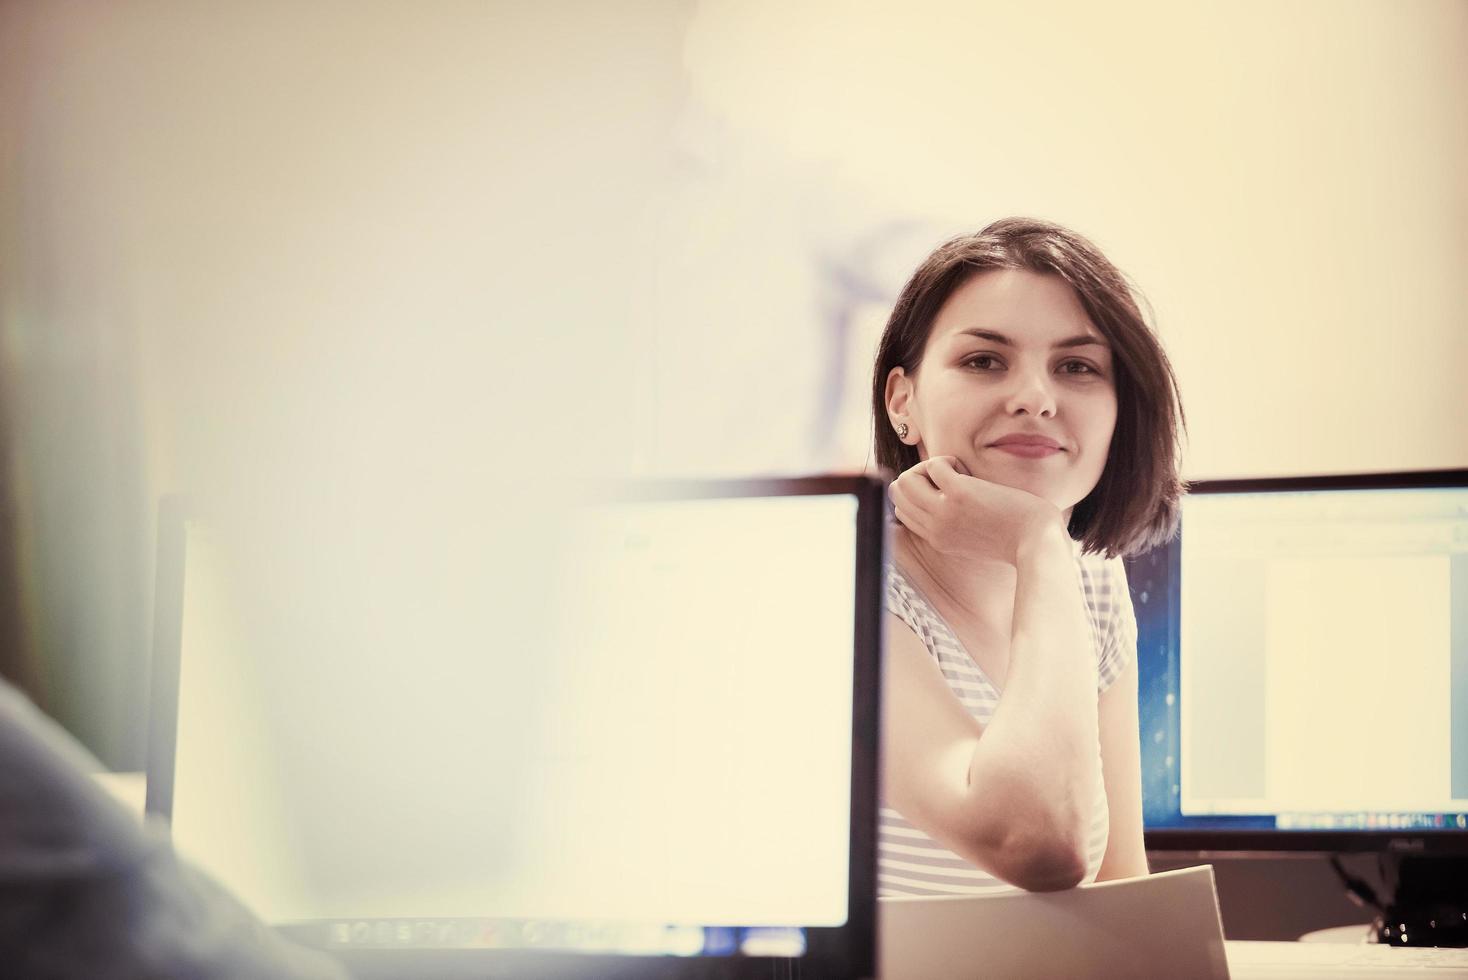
[989,434,1063,450]
[987,433,1065,459]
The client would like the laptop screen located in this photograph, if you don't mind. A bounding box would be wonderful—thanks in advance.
[147,478,881,975]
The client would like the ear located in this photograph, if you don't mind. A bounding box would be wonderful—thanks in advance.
[885,366,917,442]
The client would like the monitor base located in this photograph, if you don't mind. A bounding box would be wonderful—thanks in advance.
[1372,856,1468,948]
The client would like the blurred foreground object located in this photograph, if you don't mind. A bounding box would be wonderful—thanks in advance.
[0,679,348,980]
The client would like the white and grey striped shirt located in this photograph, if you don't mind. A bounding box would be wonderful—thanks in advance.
[879,539,1138,896]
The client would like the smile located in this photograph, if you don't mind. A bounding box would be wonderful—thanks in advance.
[987,444,1064,459]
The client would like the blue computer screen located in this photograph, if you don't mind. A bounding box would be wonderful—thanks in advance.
[1131,481,1468,836]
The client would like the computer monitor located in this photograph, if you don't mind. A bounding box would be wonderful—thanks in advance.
[146,476,883,979]
[1129,468,1468,856]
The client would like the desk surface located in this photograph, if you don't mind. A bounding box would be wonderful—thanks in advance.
[1226,940,1468,978]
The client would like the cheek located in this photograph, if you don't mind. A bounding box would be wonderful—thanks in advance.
[927,384,990,434]
[1091,386,1119,434]
[1079,395,1118,465]
[1095,410,1118,452]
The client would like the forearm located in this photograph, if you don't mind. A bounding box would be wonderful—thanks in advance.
[961,527,1101,873]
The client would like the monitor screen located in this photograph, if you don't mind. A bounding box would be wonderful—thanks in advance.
[1132,470,1468,851]
[146,478,881,976]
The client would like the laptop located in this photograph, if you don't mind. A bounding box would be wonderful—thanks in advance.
[145,477,884,979]
[879,865,1230,980]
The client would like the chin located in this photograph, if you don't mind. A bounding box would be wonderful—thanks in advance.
[979,469,1049,499]
[979,469,1083,511]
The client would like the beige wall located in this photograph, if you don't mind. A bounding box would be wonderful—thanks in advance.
[671,0,1468,478]
[0,0,684,760]
[2,0,1464,754]
[2,0,1461,940]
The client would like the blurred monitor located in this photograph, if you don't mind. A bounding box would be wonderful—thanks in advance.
[146,476,883,979]
[1129,469,1468,855]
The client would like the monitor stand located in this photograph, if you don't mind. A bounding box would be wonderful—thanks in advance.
[1374,855,1468,948]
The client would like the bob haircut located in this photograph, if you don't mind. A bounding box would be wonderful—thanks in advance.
[871,217,1186,560]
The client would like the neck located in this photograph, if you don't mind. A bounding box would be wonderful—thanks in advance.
[893,525,1018,629]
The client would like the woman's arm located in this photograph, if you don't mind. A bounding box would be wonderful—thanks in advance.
[1095,654,1150,881]
[882,522,1103,892]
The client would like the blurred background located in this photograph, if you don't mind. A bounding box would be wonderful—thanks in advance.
[1,0,1464,940]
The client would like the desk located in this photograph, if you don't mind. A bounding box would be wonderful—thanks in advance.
[1226,939,1468,978]
[1300,924,1378,943]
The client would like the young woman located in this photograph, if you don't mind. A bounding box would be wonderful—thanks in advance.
[872,218,1185,895]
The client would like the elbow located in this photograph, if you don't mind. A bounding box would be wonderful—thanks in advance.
[977,807,1090,891]
[944,769,1095,890]
[1001,835,1089,892]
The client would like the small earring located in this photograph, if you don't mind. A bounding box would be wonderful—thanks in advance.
[895,422,909,441]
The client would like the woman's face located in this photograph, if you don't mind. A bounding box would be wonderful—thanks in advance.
[887,268,1118,515]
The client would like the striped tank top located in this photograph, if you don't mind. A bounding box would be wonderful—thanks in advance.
[878,539,1138,896]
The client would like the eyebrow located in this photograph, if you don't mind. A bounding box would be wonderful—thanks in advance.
[957,328,1108,350]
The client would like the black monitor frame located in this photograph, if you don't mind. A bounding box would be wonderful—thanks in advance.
[1132,467,1468,857]
[146,476,884,979]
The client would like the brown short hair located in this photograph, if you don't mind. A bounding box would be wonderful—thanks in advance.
[871,217,1186,559]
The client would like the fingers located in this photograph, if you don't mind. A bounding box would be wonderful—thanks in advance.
[891,456,975,526]
[888,477,921,522]
[910,456,974,497]
[892,466,938,512]
[923,456,966,491]
[889,476,933,540]
[891,456,983,545]
[890,499,930,542]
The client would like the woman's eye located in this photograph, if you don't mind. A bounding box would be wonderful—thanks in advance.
[965,355,1002,370]
[1060,360,1098,375]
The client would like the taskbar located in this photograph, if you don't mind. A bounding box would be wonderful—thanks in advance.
[1276,812,1468,831]
[303,919,807,957]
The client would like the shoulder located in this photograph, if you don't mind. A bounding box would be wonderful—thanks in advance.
[883,563,957,670]
[1073,549,1137,692]
[883,563,925,638]
[1073,547,1124,617]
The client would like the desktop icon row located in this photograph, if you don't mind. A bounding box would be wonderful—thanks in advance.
[324,918,807,957]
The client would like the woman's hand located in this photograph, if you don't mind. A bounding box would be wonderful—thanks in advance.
[889,456,1067,566]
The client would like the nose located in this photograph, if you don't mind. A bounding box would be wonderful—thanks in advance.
[1003,365,1057,418]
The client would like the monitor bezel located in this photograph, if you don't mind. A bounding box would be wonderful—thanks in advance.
[1135,467,1468,856]
[146,475,884,978]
